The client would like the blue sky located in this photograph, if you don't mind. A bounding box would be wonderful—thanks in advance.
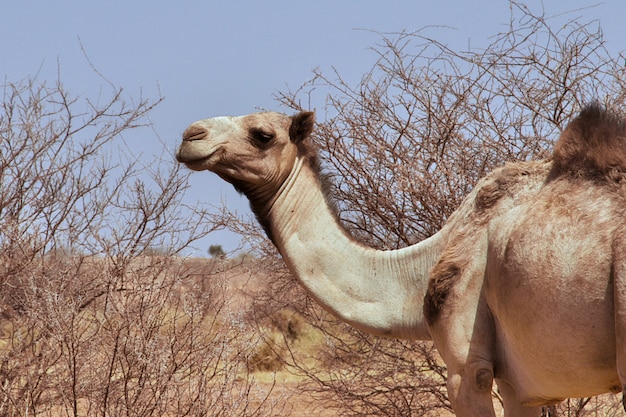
[2,1,624,255]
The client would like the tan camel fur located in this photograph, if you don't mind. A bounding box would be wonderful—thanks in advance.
[176,104,626,416]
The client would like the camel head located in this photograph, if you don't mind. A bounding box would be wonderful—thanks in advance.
[176,111,315,197]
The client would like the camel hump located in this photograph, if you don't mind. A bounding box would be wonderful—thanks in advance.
[552,104,626,181]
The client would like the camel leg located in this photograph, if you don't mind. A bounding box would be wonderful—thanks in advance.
[497,379,542,417]
[430,304,497,417]
[613,228,626,410]
[445,362,496,417]
[427,250,497,416]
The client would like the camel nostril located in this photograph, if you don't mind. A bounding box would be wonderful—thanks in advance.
[183,125,208,141]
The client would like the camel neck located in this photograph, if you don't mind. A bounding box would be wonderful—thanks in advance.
[263,157,443,340]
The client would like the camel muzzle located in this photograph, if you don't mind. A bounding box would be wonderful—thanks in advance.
[182,125,208,142]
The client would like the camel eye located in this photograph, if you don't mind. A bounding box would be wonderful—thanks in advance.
[251,129,275,145]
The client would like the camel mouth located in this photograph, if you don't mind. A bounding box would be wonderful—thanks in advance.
[175,150,204,164]
[175,146,218,170]
[177,155,214,172]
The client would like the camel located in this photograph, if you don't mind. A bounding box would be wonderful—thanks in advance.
[176,104,626,416]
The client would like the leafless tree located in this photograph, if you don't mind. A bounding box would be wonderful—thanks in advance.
[0,78,286,416]
[223,2,626,416]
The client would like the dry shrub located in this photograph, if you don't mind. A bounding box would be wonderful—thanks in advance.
[221,2,626,416]
[0,254,286,416]
[248,333,284,373]
[0,78,286,416]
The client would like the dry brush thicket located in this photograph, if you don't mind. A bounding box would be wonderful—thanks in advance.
[0,80,290,416]
[232,3,626,417]
[2,3,626,417]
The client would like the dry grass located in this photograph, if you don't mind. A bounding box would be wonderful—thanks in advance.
[2,256,625,416]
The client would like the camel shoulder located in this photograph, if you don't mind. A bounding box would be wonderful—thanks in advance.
[425,159,550,324]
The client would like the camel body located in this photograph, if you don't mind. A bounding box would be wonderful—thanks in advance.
[430,158,624,413]
[176,106,626,416]
[489,174,621,403]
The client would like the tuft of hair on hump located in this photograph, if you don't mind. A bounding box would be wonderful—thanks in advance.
[551,103,626,181]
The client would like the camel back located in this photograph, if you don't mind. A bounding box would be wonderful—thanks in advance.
[552,104,626,181]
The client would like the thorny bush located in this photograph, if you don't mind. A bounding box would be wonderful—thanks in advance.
[232,3,626,416]
[0,78,285,416]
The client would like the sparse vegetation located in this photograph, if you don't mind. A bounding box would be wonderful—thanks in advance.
[208,244,226,259]
[2,2,626,416]
[0,78,283,416]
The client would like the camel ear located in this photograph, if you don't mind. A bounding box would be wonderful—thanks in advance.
[289,111,315,143]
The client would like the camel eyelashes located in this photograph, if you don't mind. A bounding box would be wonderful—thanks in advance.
[250,128,275,145]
